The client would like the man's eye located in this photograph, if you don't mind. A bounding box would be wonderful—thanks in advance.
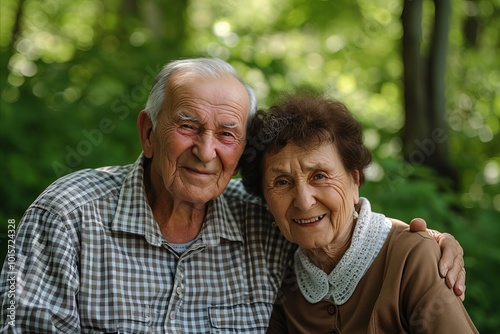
[218,132,238,142]
[179,124,199,133]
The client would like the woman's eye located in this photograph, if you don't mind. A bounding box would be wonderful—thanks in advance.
[275,179,290,186]
[221,131,234,137]
[313,173,327,180]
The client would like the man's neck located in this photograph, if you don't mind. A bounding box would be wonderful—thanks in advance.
[153,200,206,243]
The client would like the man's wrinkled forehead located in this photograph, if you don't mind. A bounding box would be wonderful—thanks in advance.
[165,70,250,116]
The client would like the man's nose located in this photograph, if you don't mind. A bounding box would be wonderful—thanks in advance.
[192,133,216,162]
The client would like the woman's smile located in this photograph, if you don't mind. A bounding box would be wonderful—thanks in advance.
[293,214,326,225]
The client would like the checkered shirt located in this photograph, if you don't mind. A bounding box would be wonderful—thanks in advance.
[0,154,295,333]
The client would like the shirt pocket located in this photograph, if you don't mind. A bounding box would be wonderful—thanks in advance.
[208,302,272,332]
[82,311,156,334]
[84,322,152,334]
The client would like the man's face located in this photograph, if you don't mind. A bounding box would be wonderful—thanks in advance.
[144,72,250,205]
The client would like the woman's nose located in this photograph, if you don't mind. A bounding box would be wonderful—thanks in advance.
[293,184,316,211]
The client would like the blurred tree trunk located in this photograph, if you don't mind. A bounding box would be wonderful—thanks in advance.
[462,0,479,48]
[10,0,25,48]
[401,0,458,189]
[119,0,188,53]
[122,0,139,15]
[142,0,188,47]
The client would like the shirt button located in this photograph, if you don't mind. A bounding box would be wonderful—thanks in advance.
[327,305,336,315]
[176,286,183,295]
[169,312,175,320]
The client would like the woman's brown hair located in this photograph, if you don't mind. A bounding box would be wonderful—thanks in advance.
[239,92,372,198]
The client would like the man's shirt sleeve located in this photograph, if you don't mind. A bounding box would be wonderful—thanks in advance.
[0,207,80,333]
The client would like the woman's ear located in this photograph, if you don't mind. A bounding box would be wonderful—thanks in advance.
[138,111,154,158]
[351,170,361,204]
[352,170,360,186]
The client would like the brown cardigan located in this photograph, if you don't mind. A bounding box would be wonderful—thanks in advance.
[267,221,478,334]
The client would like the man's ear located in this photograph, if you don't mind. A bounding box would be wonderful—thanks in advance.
[138,111,154,158]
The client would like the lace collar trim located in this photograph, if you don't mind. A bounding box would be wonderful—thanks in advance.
[294,197,392,305]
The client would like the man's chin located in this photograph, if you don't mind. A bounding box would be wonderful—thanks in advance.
[174,175,231,202]
[174,185,219,204]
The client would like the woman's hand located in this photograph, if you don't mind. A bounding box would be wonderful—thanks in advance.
[409,218,466,301]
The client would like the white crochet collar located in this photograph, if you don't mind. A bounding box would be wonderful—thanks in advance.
[294,197,392,305]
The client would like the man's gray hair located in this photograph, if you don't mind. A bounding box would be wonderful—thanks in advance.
[144,58,258,127]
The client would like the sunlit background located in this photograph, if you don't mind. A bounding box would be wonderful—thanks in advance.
[1,0,499,332]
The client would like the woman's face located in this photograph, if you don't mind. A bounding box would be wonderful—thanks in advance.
[262,142,360,249]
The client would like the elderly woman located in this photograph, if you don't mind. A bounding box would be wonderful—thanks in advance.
[239,93,478,333]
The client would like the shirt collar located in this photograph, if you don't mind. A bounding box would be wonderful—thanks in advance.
[111,153,243,247]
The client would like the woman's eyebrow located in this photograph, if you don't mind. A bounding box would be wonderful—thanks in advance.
[269,166,290,175]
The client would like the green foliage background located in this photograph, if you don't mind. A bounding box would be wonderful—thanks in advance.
[1,0,499,332]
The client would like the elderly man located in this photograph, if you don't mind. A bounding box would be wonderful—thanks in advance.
[0,58,465,333]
